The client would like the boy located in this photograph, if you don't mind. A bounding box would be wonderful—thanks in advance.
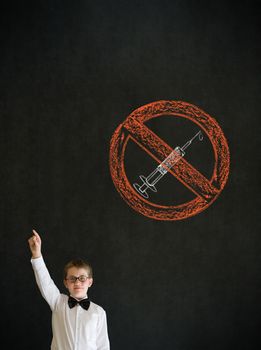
[28,229,110,350]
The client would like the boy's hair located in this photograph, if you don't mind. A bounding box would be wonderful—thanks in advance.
[63,259,93,279]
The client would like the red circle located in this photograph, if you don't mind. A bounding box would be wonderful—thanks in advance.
[109,100,230,220]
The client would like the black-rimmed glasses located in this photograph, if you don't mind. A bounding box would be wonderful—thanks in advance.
[66,275,90,283]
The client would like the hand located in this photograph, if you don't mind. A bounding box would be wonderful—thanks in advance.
[28,229,42,259]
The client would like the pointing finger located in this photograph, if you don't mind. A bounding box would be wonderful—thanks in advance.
[32,229,40,239]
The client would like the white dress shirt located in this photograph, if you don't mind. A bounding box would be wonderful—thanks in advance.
[31,256,110,350]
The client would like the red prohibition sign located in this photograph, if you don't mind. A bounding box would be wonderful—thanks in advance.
[109,100,230,220]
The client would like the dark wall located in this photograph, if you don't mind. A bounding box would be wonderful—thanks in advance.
[1,1,260,349]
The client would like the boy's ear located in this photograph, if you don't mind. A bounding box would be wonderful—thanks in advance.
[88,278,93,288]
[64,279,69,289]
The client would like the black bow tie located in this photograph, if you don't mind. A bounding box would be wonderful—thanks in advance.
[68,296,90,310]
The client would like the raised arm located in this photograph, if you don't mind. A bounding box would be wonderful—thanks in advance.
[28,229,60,310]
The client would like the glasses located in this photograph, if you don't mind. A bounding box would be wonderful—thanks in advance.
[66,275,90,283]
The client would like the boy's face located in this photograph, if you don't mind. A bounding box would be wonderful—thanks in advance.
[64,266,93,300]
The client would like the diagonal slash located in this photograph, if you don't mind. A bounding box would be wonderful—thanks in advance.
[123,116,219,202]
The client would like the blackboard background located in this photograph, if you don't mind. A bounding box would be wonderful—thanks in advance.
[1,1,260,349]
